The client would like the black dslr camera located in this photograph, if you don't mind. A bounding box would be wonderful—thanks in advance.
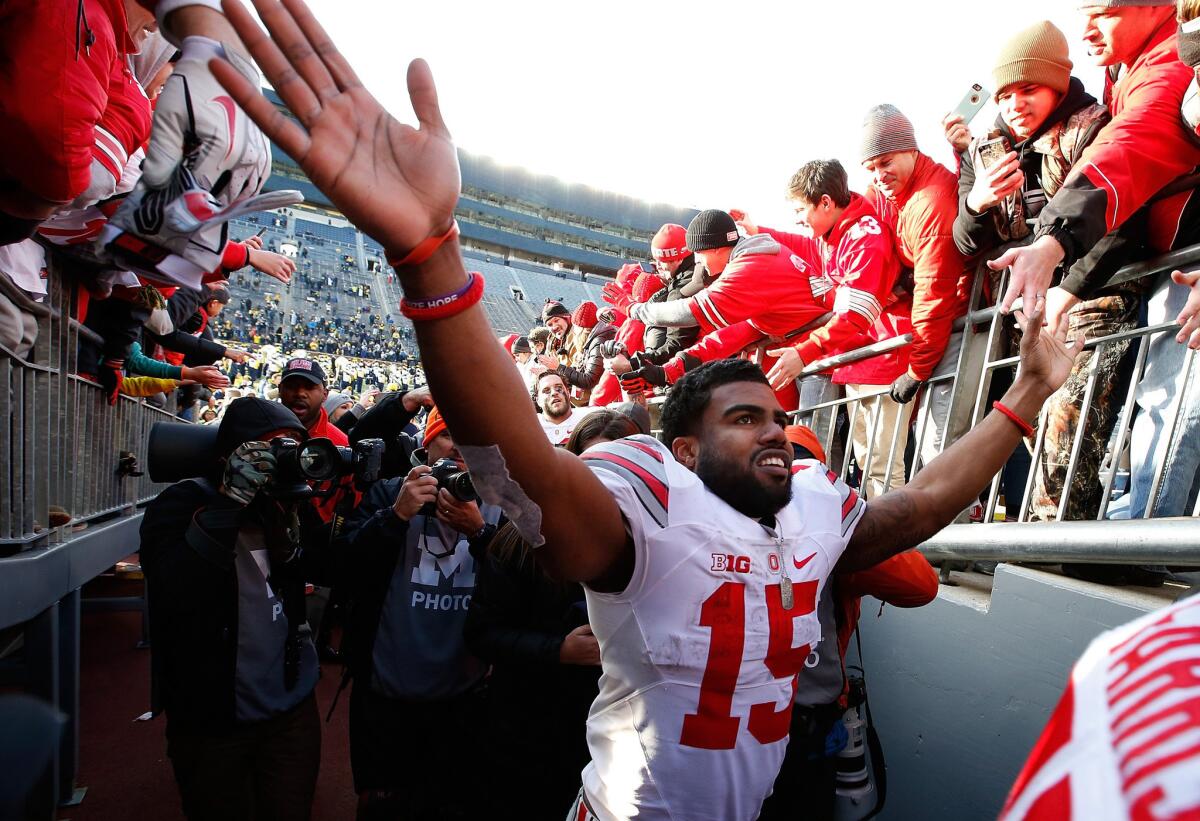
[147,423,385,499]
[417,457,477,516]
[267,436,385,498]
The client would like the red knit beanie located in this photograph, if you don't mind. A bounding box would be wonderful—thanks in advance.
[571,301,598,329]
[632,272,665,303]
[651,224,689,261]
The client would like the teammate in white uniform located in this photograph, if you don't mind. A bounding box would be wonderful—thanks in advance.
[210,13,1083,818]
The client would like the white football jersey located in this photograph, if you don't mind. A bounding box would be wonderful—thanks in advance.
[578,435,866,821]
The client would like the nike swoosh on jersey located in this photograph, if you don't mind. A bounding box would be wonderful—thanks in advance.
[793,552,817,570]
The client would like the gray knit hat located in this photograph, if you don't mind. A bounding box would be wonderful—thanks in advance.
[323,392,352,415]
[860,104,918,163]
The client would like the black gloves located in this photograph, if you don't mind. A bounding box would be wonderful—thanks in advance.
[629,362,667,388]
[889,374,923,404]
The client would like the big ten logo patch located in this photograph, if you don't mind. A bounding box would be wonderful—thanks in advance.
[711,554,752,574]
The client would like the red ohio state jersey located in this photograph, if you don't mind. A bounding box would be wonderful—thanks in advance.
[578,435,865,821]
[1001,594,1200,821]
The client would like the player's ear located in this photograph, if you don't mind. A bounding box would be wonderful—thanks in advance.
[671,436,698,470]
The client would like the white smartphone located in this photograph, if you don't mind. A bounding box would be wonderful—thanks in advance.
[952,83,989,124]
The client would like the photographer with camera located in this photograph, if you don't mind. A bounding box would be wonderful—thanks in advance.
[339,406,503,820]
[140,397,335,821]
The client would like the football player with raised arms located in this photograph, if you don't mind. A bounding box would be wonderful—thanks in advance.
[209,2,1083,817]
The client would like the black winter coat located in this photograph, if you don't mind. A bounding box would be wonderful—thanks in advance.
[640,256,701,364]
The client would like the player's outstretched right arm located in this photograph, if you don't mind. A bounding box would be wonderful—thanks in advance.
[210,0,629,585]
[839,298,1082,572]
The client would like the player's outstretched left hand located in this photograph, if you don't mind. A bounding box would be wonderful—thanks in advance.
[1013,295,1083,398]
[211,0,461,262]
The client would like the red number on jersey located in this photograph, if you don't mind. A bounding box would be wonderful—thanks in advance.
[679,582,745,750]
[680,580,819,750]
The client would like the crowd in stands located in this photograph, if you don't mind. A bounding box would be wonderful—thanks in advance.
[2,0,1200,819]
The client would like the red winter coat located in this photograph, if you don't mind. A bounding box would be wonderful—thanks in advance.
[766,193,911,385]
[688,233,829,338]
[866,153,974,382]
[0,0,134,205]
[1036,18,1200,263]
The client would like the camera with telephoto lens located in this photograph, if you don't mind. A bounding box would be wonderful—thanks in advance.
[267,436,385,498]
[147,422,385,498]
[418,457,478,517]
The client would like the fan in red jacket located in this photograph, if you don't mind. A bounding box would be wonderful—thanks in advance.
[858,107,975,407]
[602,209,828,410]
[752,160,913,497]
[751,184,910,390]
[990,2,1200,326]
[860,106,977,476]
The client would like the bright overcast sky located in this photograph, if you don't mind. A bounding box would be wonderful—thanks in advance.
[296,0,1105,229]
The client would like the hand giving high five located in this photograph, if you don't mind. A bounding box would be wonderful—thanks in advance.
[209,0,461,260]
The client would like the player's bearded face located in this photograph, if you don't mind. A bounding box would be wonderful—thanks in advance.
[691,383,794,518]
[695,444,793,518]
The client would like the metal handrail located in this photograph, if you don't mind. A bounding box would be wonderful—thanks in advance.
[918,519,1200,565]
[0,256,174,552]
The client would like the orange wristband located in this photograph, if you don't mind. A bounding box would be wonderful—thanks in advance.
[387,220,460,268]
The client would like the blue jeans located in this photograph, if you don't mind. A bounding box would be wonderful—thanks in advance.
[1114,273,1200,518]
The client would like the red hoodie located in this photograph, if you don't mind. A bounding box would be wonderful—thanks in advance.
[766,193,911,385]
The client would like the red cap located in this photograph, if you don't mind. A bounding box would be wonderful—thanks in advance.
[572,301,598,329]
[651,224,689,261]
[632,272,665,303]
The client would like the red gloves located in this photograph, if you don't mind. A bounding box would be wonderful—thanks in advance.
[601,282,636,314]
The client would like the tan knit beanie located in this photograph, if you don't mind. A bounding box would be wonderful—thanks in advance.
[992,21,1072,99]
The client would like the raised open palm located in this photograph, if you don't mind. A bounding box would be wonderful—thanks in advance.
[211,0,460,258]
[1013,297,1084,397]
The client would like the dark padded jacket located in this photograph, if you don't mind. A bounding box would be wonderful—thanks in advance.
[640,256,701,365]
[140,479,332,734]
[556,321,617,391]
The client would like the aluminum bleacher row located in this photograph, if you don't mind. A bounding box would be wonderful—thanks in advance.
[226,212,614,340]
